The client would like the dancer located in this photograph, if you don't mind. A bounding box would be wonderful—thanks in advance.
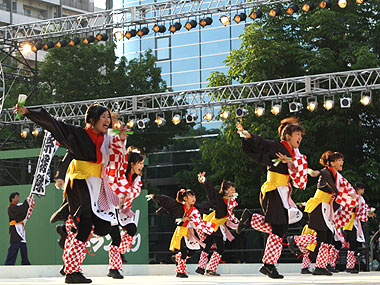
[236,118,307,279]
[195,172,239,276]
[14,103,124,283]
[148,189,216,278]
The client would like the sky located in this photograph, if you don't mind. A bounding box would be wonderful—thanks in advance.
[94,0,106,9]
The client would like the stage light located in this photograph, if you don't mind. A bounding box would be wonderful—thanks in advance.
[114,31,124,40]
[83,35,95,45]
[204,111,214,121]
[255,106,265,117]
[360,94,371,106]
[137,27,149,37]
[199,17,213,27]
[31,42,43,53]
[220,110,230,120]
[169,22,182,33]
[219,15,230,26]
[249,10,263,20]
[323,99,334,110]
[356,0,364,3]
[20,128,30,138]
[153,24,166,33]
[271,104,282,115]
[186,113,198,123]
[289,102,303,113]
[137,118,150,129]
[155,116,166,127]
[320,0,332,8]
[338,0,347,8]
[286,5,299,15]
[43,41,55,51]
[302,3,316,12]
[172,114,182,125]
[68,38,81,46]
[185,20,197,31]
[32,127,42,137]
[236,107,248,118]
[126,119,136,128]
[233,13,247,24]
[307,98,318,111]
[96,33,109,41]
[340,97,352,108]
[56,39,68,48]
[125,30,137,39]
[269,8,282,18]
[22,42,32,53]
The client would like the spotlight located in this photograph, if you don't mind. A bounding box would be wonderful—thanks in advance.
[307,98,318,111]
[220,110,230,120]
[302,3,316,12]
[22,42,32,53]
[56,39,68,48]
[204,111,214,121]
[137,118,150,129]
[20,128,30,138]
[233,13,247,24]
[219,15,230,26]
[172,114,182,125]
[255,106,265,117]
[43,41,55,51]
[153,24,166,33]
[68,38,81,46]
[169,22,182,33]
[199,17,213,27]
[114,31,124,40]
[125,30,137,39]
[289,102,303,113]
[356,0,364,3]
[360,94,371,106]
[155,116,166,127]
[186,113,198,123]
[235,107,248,118]
[340,97,352,108]
[269,8,282,18]
[184,20,197,31]
[338,0,347,8]
[126,119,136,128]
[96,33,109,41]
[271,104,282,115]
[83,35,95,45]
[320,0,332,8]
[286,5,300,15]
[137,27,149,37]
[32,127,42,137]
[249,10,263,20]
[31,42,43,53]
[323,99,334,110]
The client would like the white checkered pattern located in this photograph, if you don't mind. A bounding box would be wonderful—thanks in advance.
[250,213,272,234]
[329,246,339,267]
[335,206,355,229]
[119,232,134,254]
[294,234,316,248]
[189,208,215,235]
[196,230,207,242]
[357,196,369,222]
[315,242,329,269]
[262,234,283,265]
[198,251,209,270]
[206,252,222,272]
[346,250,356,269]
[300,248,311,269]
[289,151,308,190]
[336,174,359,209]
[63,217,77,265]
[64,238,87,274]
[175,253,187,274]
[227,198,239,224]
[108,245,122,270]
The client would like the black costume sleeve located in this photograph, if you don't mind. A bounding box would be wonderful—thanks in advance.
[202,178,217,201]
[8,200,29,222]
[242,134,280,167]
[55,151,73,180]
[317,168,339,195]
[153,194,183,217]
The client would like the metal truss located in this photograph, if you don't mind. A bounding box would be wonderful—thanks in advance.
[0,0,292,42]
[1,67,379,125]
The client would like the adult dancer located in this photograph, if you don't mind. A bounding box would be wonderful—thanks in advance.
[148,190,216,278]
[14,103,123,283]
[236,118,307,279]
[195,172,239,276]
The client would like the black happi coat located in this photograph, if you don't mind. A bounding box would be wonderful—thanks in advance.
[153,194,186,221]
[241,133,291,225]
[308,168,339,232]
[8,200,29,243]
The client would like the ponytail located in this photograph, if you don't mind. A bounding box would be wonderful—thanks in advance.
[320,150,344,167]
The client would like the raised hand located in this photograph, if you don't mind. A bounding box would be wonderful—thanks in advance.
[198,171,206,184]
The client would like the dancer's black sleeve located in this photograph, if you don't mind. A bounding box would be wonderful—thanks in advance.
[8,201,29,223]
[317,168,339,195]
[202,179,228,218]
[153,194,184,218]
[55,151,73,180]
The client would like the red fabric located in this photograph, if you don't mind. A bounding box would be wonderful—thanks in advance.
[182,205,194,227]
[85,127,104,163]
[327,166,337,186]
[281,140,295,158]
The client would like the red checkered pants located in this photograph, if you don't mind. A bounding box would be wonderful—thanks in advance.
[328,246,339,267]
[299,246,311,269]
[109,245,122,270]
[315,242,329,269]
[250,213,272,234]
[262,234,283,265]
[64,238,87,274]
[119,232,134,254]
[346,250,356,269]
[198,251,209,270]
[206,252,222,272]
[175,253,187,274]
[294,234,316,248]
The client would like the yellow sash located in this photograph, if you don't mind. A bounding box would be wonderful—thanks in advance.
[203,211,227,232]
[64,159,102,192]
[343,212,356,231]
[9,220,23,226]
[301,224,317,252]
[261,171,289,199]
[169,226,188,251]
[304,190,332,214]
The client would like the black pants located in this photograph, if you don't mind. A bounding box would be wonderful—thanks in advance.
[345,228,358,251]
[109,223,138,246]
[202,231,225,255]
[271,223,288,238]
[316,229,333,245]
[180,238,196,260]
[4,242,31,265]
